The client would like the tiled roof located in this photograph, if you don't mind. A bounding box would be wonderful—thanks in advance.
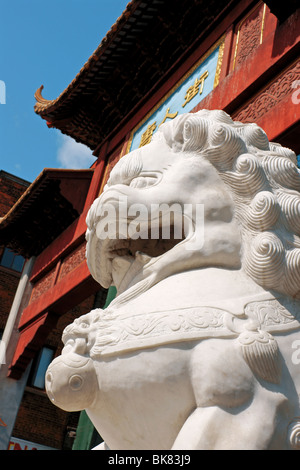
[0,169,93,257]
[34,0,242,150]
[34,0,138,116]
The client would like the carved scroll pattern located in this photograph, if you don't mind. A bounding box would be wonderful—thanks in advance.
[244,298,300,330]
[29,267,56,304]
[233,60,300,123]
[86,298,300,357]
[58,242,87,280]
[91,307,234,357]
[233,3,265,70]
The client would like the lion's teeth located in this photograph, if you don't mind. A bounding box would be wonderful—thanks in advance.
[135,251,151,263]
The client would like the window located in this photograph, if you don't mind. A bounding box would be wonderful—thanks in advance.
[28,347,55,389]
[0,331,5,365]
[0,247,25,272]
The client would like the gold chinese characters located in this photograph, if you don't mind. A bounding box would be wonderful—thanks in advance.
[182,70,209,108]
[139,70,209,147]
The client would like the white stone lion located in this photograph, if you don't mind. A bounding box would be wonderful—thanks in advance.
[45,110,300,450]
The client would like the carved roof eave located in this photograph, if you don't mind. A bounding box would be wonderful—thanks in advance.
[33,0,244,151]
[0,168,93,258]
[34,0,140,117]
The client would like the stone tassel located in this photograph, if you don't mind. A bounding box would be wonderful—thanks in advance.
[238,326,281,384]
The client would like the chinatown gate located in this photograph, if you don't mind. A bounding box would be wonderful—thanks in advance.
[0,0,299,449]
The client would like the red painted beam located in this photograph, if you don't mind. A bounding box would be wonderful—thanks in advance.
[31,155,107,282]
[8,312,58,379]
[20,261,99,329]
[8,262,100,378]
[30,213,87,282]
[257,92,300,148]
[194,10,300,116]
[83,148,107,212]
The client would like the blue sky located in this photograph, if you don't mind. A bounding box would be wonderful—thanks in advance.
[0,0,129,183]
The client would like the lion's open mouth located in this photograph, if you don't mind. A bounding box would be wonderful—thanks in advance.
[107,231,181,259]
[100,222,185,292]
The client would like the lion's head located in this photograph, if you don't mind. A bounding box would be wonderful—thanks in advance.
[86,110,300,301]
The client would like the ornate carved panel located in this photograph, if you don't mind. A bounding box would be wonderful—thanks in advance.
[29,268,56,304]
[29,242,88,304]
[232,2,266,70]
[233,59,300,123]
[58,243,87,281]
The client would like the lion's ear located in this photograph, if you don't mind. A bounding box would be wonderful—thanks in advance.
[182,115,209,153]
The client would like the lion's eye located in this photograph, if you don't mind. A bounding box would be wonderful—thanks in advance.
[130,176,157,189]
[130,177,147,188]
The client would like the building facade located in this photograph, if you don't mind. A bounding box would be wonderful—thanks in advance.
[0,171,108,449]
[0,0,299,449]
[0,171,29,340]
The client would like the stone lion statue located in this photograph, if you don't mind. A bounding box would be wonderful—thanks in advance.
[45,110,300,450]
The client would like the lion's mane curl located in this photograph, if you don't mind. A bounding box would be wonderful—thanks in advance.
[154,109,300,299]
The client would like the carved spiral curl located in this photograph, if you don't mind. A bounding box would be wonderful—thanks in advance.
[202,109,234,125]
[205,123,246,169]
[242,124,270,151]
[244,232,285,289]
[277,192,300,235]
[222,154,267,196]
[244,191,280,231]
[264,155,300,191]
[183,116,209,152]
[287,419,300,450]
[158,113,191,151]
[283,249,300,297]
[270,142,297,164]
